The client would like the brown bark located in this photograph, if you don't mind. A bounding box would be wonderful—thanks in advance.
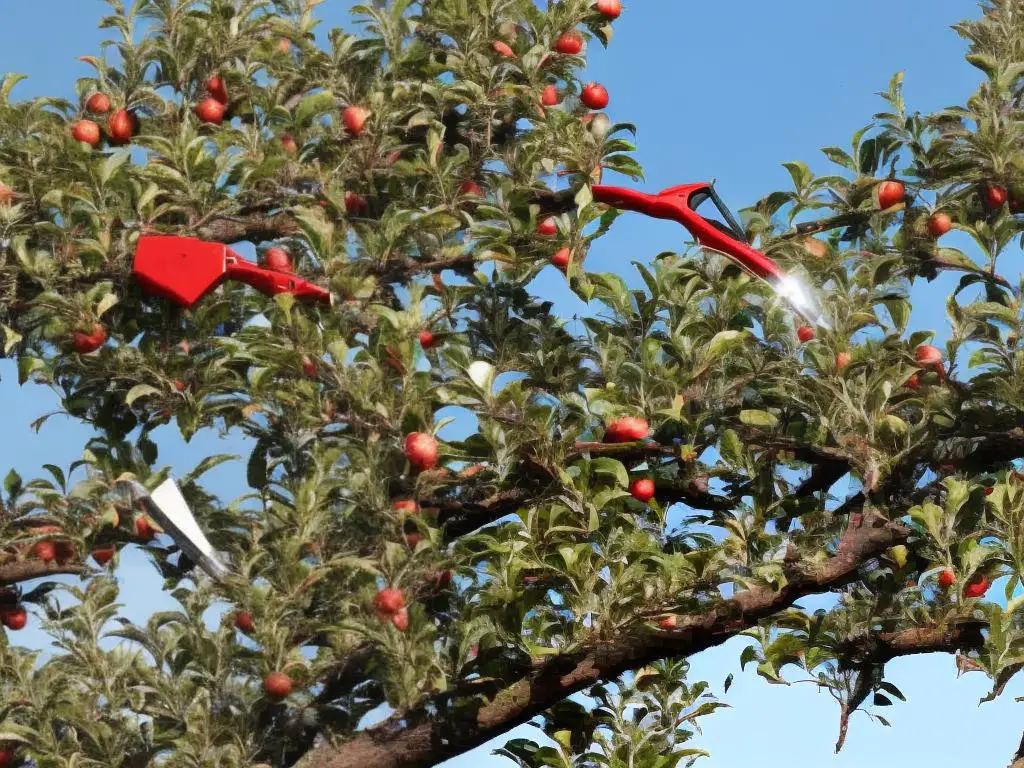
[299,511,908,768]
[0,559,87,586]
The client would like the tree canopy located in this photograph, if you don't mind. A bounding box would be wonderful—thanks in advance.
[1,1,1024,767]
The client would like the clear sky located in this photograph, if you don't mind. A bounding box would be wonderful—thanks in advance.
[1,1,1022,766]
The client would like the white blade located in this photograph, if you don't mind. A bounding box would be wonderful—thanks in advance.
[145,478,231,581]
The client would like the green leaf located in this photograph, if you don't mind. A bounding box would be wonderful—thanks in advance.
[295,90,336,127]
[125,384,161,406]
[247,438,269,490]
[740,409,778,428]
[719,429,744,467]
[592,457,629,488]
[4,469,22,498]
[95,291,119,317]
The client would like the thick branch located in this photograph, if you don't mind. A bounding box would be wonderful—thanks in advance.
[0,559,87,586]
[197,211,300,243]
[300,511,908,768]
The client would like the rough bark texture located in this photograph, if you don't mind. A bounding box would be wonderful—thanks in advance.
[0,559,87,587]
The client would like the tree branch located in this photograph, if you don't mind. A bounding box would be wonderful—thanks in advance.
[299,511,908,768]
[0,559,88,586]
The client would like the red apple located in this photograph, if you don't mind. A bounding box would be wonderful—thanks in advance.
[107,109,137,145]
[658,615,678,630]
[835,351,851,371]
[91,546,116,566]
[34,540,56,562]
[71,119,102,146]
[134,515,156,541]
[404,432,439,471]
[206,74,229,104]
[418,330,438,349]
[72,323,107,354]
[551,247,571,271]
[541,85,561,107]
[263,671,293,700]
[1,607,26,631]
[234,611,254,634]
[392,500,419,515]
[403,532,421,548]
[391,608,409,632]
[796,325,814,343]
[459,181,484,197]
[554,31,584,55]
[594,0,623,19]
[580,82,609,110]
[876,180,905,210]
[281,134,298,155]
[344,190,368,215]
[492,40,515,58]
[963,574,990,598]
[263,247,292,272]
[278,38,292,54]
[985,183,1008,209]
[537,217,558,236]
[905,373,921,391]
[984,486,994,496]
[0,183,12,204]
[85,92,111,114]
[194,97,226,125]
[342,105,371,136]
[605,416,649,443]
[937,568,956,589]
[301,355,318,377]
[374,587,406,616]
[629,478,655,502]
[927,212,952,237]
[0,747,16,767]
[915,344,943,367]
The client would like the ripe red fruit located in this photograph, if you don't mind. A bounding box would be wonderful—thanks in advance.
[391,608,409,632]
[234,611,254,634]
[278,38,292,54]
[281,134,298,155]
[403,532,421,548]
[71,119,102,146]
[342,105,371,136]
[72,323,107,354]
[85,92,111,114]
[796,325,814,343]
[34,540,56,562]
[107,109,137,144]
[344,190,368,215]
[459,181,484,197]
[658,615,678,630]
[206,74,229,104]
[374,587,406,616]
[134,515,156,541]
[581,82,609,110]
[915,344,943,367]
[551,247,571,271]
[0,183,12,204]
[984,486,995,496]
[1,607,26,631]
[937,568,956,589]
[541,85,561,107]
[594,0,623,19]
[194,98,226,125]
[876,180,905,210]
[963,574,990,599]
[629,478,655,503]
[0,748,16,767]
[927,212,952,237]
[392,500,419,515]
[905,373,921,391]
[985,183,1008,209]
[92,546,116,566]
[418,329,438,349]
[835,351,851,371]
[404,432,439,471]
[301,356,318,377]
[492,40,515,58]
[537,217,558,236]
[605,416,649,443]
[263,671,293,700]
[263,247,292,273]
[554,30,584,55]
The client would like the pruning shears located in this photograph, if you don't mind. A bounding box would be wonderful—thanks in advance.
[591,182,830,329]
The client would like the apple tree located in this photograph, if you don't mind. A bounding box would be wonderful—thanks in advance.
[1,1,1024,767]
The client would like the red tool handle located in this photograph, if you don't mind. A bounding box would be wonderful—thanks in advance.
[224,253,332,305]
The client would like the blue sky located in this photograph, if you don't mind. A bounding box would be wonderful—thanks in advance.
[2,1,1022,766]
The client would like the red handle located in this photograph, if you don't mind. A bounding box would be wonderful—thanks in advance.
[224,254,332,305]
